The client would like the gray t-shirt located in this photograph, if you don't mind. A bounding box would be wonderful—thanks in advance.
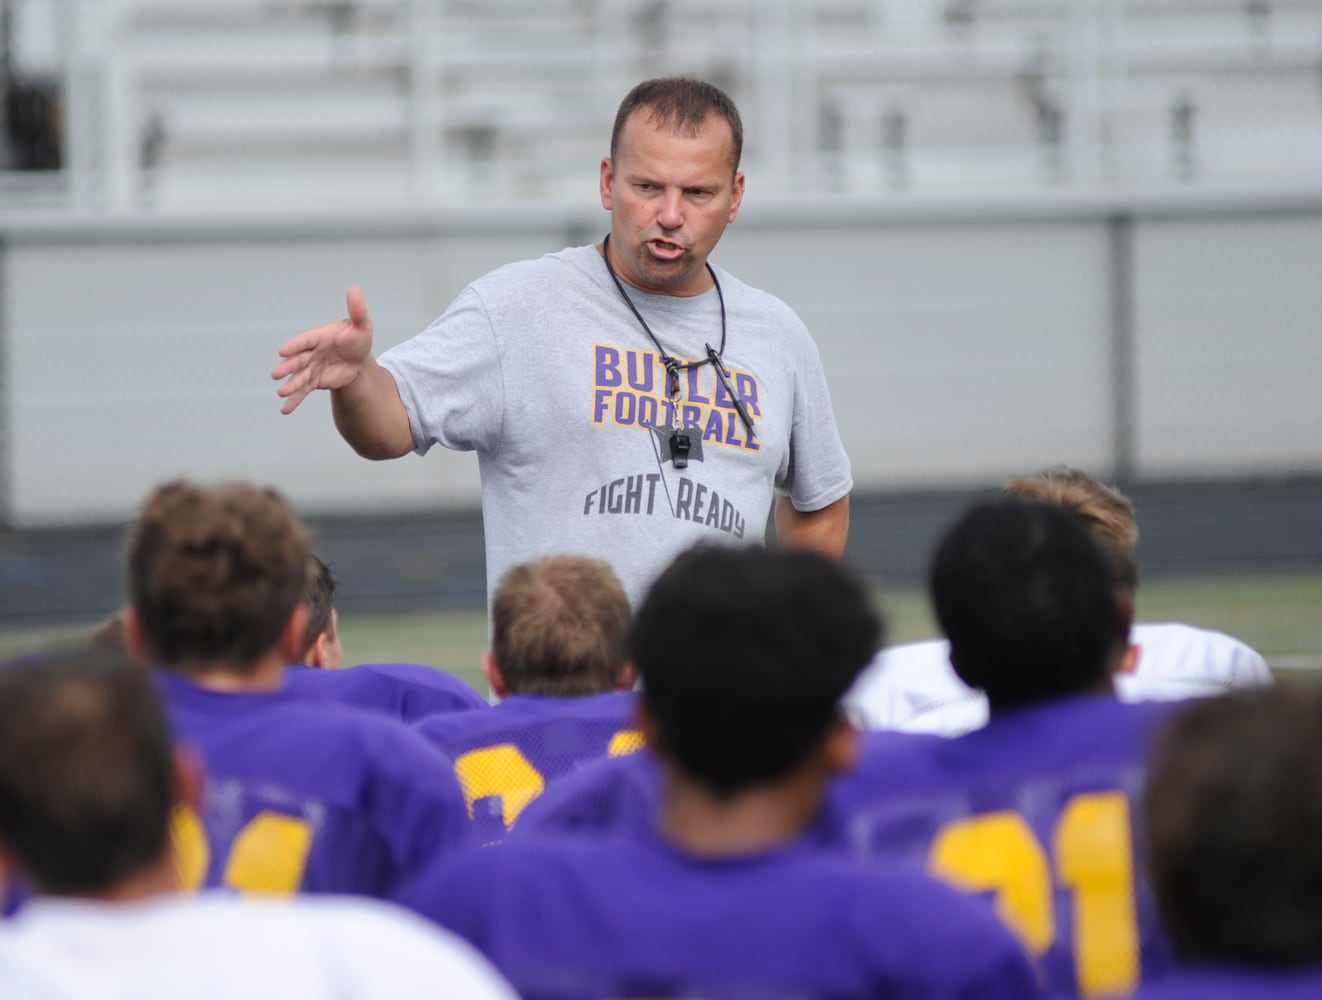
[379,244,852,608]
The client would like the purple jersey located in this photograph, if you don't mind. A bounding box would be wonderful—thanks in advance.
[1134,965,1322,999]
[155,670,470,899]
[843,695,1176,999]
[514,728,942,844]
[415,691,642,844]
[399,830,1040,1000]
[282,661,489,722]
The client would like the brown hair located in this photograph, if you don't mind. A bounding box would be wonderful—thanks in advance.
[126,480,310,673]
[610,76,744,173]
[1003,465,1139,589]
[302,553,337,658]
[490,555,631,697]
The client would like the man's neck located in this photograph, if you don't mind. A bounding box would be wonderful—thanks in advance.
[45,853,179,905]
[169,653,287,693]
[656,768,826,859]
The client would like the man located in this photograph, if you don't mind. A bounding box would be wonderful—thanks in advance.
[415,554,640,843]
[1135,686,1322,998]
[273,77,852,609]
[397,546,1038,999]
[282,554,490,720]
[0,645,516,999]
[124,480,470,898]
[845,465,1271,734]
[844,499,1176,998]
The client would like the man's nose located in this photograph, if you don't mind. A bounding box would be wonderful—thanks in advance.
[656,191,683,230]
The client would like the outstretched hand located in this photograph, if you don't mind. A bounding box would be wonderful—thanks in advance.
[272,286,375,415]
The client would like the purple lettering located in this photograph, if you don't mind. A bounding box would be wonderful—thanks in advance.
[626,350,657,392]
[684,365,711,405]
[595,346,622,387]
[703,410,725,444]
[614,392,637,426]
[735,372,762,417]
[593,389,612,425]
[638,394,659,428]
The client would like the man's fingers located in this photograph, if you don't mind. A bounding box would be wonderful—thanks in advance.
[279,386,311,415]
[345,285,370,330]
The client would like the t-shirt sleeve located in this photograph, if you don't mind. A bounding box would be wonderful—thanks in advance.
[377,285,506,455]
[778,318,853,511]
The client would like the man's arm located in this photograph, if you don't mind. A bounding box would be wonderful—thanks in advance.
[272,286,415,460]
[774,494,850,560]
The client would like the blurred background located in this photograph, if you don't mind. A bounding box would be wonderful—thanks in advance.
[0,0,1319,673]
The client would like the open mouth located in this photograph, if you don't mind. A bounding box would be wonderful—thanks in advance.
[648,238,686,260]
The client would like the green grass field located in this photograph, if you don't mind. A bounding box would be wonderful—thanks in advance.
[8,571,1313,692]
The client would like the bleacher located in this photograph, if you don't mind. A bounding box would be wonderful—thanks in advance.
[8,0,1322,209]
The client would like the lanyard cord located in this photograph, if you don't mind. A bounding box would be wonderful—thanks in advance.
[600,233,726,396]
[600,235,756,440]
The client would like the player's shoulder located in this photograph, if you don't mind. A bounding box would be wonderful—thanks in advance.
[844,639,986,733]
[513,745,659,837]
[1128,622,1271,696]
[1130,964,1322,999]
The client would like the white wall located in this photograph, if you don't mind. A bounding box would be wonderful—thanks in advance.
[5,199,1321,525]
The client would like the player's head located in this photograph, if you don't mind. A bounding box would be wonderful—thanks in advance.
[1145,686,1322,966]
[930,499,1130,712]
[485,554,634,698]
[1003,465,1139,590]
[602,77,745,296]
[124,480,311,676]
[633,544,882,798]
[300,553,343,669]
[0,645,193,896]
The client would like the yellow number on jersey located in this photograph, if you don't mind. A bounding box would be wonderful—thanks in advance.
[928,791,1138,998]
[170,805,314,896]
[454,728,646,831]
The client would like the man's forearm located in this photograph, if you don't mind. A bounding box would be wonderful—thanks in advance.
[775,495,850,560]
[331,360,416,460]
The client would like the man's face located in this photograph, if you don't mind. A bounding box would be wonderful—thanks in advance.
[600,109,745,296]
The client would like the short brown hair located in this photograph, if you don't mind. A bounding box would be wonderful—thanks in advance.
[610,76,743,173]
[302,553,338,658]
[0,645,176,894]
[1145,686,1322,964]
[1003,465,1139,589]
[490,555,631,697]
[126,481,310,673]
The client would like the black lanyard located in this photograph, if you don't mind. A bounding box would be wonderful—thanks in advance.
[600,234,755,440]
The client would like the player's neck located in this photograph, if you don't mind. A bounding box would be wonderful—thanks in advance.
[57,852,179,904]
[169,652,287,693]
[656,768,826,859]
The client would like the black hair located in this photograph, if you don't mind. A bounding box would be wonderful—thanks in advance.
[0,645,176,893]
[929,498,1127,711]
[1145,686,1322,965]
[632,544,881,797]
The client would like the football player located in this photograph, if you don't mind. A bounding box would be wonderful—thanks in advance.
[414,554,640,843]
[0,645,516,999]
[843,498,1177,997]
[282,553,490,721]
[1134,685,1322,999]
[845,465,1271,735]
[123,480,470,898]
[397,545,1039,999]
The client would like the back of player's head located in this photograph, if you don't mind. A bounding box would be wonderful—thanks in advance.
[1003,465,1139,589]
[490,555,632,696]
[126,480,310,673]
[1145,686,1322,966]
[301,553,338,659]
[0,645,176,894]
[930,498,1128,711]
[611,76,744,171]
[633,544,882,797]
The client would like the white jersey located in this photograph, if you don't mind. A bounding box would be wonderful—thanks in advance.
[0,892,517,1000]
[844,622,1273,737]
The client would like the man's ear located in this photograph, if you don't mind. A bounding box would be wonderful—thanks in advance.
[616,660,638,691]
[121,606,152,662]
[822,717,861,777]
[277,605,311,665]
[1118,644,1140,676]
[482,652,508,700]
[636,701,664,755]
[172,747,204,812]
